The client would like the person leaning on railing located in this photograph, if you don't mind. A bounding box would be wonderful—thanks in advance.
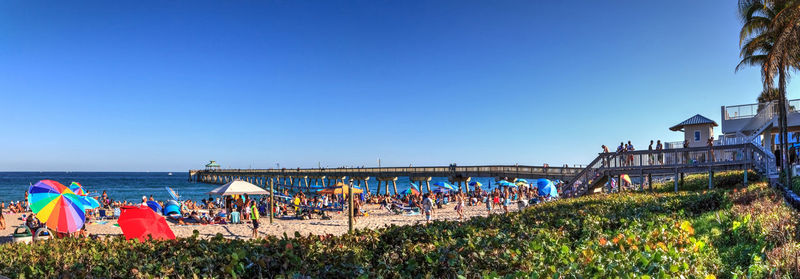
[707,137,715,163]
[656,140,664,165]
[683,140,689,164]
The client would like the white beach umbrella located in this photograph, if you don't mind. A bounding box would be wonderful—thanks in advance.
[207,180,269,195]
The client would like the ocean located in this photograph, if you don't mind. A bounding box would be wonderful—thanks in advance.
[0,172,509,204]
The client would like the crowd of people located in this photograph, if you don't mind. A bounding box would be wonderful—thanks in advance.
[601,137,723,167]
[1,179,562,240]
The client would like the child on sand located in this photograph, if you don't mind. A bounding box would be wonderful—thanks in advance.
[455,194,464,220]
[422,194,434,223]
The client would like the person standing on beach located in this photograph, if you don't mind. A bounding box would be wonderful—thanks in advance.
[502,188,510,214]
[249,200,260,239]
[0,209,5,230]
[422,194,434,223]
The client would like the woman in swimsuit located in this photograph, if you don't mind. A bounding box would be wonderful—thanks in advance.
[502,188,510,214]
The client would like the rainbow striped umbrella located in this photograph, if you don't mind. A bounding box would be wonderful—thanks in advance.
[402,183,421,196]
[28,180,86,233]
[68,182,87,196]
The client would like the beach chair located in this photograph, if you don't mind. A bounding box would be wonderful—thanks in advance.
[113,208,121,219]
[97,209,107,220]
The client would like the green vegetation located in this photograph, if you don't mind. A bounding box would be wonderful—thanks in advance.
[650,170,759,192]
[0,171,797,278]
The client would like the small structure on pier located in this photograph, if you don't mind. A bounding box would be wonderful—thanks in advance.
[669,114,717,148]
[205,160,221,170]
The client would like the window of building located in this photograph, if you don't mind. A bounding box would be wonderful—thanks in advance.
[694,131,701,141]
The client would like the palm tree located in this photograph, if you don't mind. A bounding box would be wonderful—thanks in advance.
[738,0,800,186]
[757,87,781,103]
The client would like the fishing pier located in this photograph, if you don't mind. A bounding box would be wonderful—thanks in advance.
[189,165,583,194]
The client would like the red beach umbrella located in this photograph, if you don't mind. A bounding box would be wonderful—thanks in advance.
[118,206,175,241]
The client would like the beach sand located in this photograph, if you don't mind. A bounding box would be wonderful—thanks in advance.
[0,203,520,242]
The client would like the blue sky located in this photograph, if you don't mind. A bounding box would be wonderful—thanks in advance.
[0,1,794,171]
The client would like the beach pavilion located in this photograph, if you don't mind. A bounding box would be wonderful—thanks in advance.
[207,180,269,196]
[669,114,718,148]
[205,160,221,170]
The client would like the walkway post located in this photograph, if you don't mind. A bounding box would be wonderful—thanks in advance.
[639,169,644,192]
[348,178,354,233]
[708,169,714,189]
[744,165,749,186]
[674,169,679,192]
[269,177,274,224]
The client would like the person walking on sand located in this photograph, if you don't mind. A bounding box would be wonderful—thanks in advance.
[0,209,5,230]
[422,194,434,223]
[485,192,493,215]
[455,193,464,220]
[249,200,260,239]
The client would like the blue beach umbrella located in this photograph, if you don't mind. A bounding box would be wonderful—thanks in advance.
[165,187,181,201]
[468,181,483,187]
[497,180,515,187]
[146,201,162,214]
[515,179,529,184]
[433,182,458,191]
[537,179,559,198]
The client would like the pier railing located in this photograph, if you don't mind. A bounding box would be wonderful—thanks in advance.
[192,165,583,180]
[565,142,774,196]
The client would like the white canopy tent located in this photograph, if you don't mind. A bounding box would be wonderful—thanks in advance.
[207,180,270,196]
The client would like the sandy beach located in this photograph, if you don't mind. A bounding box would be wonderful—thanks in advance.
[0,203,520,242]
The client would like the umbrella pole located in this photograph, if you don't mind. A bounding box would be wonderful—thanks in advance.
[348,179,354,233]
[269,177,274,224]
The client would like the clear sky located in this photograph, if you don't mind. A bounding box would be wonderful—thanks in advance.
[0,1,795,171]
